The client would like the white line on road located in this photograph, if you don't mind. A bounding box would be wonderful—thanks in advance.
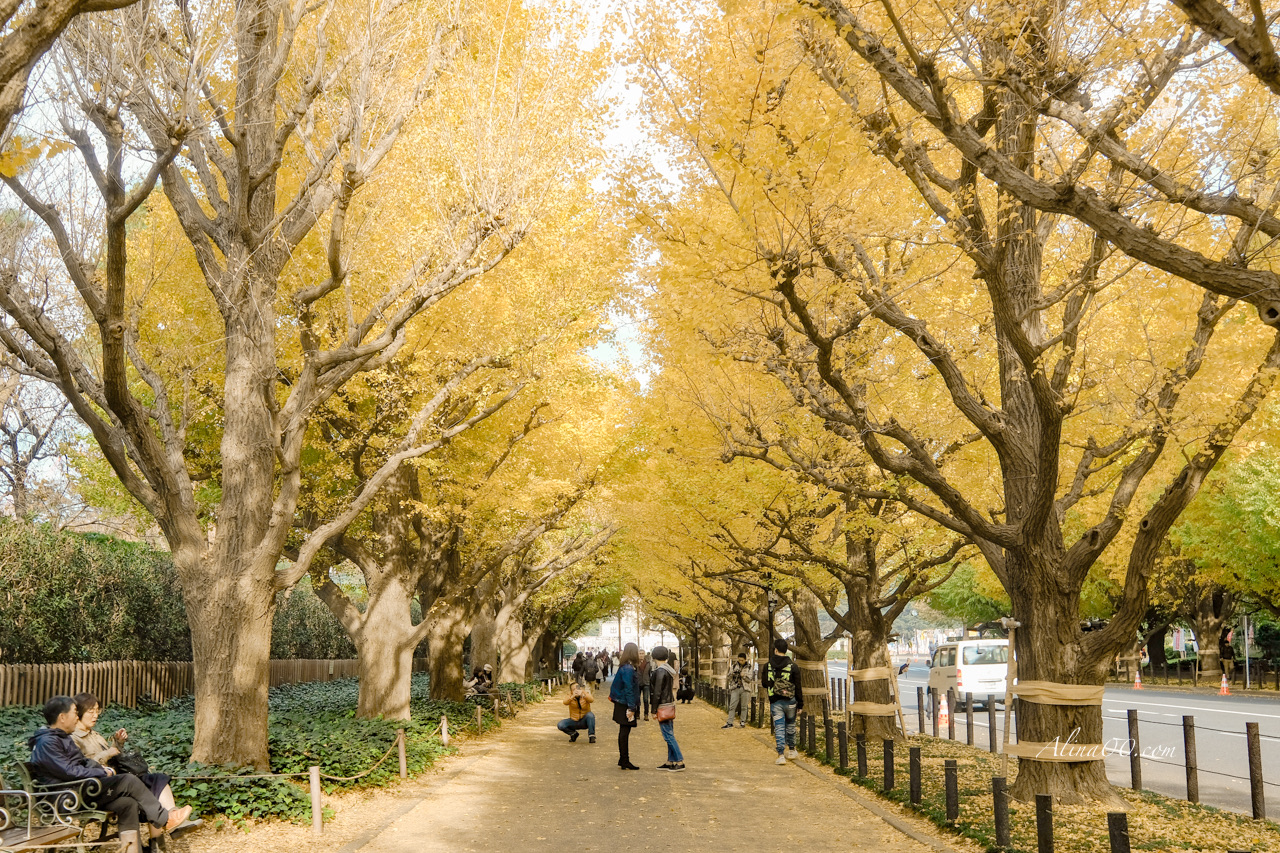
[1103,699,1280,720]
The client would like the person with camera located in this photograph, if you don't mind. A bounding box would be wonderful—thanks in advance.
[72,693,178,812]
[557,682,596,743]
[28,695,192,853]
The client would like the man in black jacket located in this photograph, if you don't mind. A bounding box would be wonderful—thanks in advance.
[28,696,191,853]
[762,638,804,764]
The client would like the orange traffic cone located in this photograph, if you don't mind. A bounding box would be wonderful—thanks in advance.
[1219,673,1231,696]
[1134,669,1143,689]
[938,692,951,730]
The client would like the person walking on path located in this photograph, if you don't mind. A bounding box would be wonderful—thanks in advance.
[582,653,600,689]
[763,638,803,764]
[650,646,686,771]
[636,651,652,721]
[722,652,750,728]
[572,652,586,686]
[557,683,596,743]
[610,643,640,770]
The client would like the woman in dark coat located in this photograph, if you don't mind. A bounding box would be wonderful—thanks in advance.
[609,643,640,769]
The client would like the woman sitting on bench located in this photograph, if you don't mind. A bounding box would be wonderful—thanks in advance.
[72,693,178,815]
[28,696,192,853]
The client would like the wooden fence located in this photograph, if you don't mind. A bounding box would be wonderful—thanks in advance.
[0,658,430,709]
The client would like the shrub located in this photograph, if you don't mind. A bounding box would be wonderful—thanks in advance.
[0,520,358,663]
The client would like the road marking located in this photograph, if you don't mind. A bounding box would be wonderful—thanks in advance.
[1104,699,1280,720]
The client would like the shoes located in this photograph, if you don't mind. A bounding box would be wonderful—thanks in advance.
[722,722,733,728]
[161,806,193,834]
[657,763,675,770]
[589,736,596,743]
[776,754,787,765]
[622,762,640,770]
[670,763,686,772]
[739,723,746,728]
[643,715,649,721]
[786,748,799,759]
[569,731,579,742]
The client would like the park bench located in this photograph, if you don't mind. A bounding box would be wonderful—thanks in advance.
[0,763,118,851]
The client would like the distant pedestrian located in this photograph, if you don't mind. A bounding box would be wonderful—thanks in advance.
[557,683,596,743]
[723,652,750,728]
[582,654,600,689]
[763,638,803,764]
[610,643,640,770]
[636,652,652,721]
[572,653,586,686]
[650,646,685,771]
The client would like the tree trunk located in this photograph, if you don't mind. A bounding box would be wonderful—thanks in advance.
[496,616,526,683]
[1147,623,1169,669]
[470,601,498,676]
[1007,575,1123,807]
[425,605,473,701]
[1188,587,1233,679]
[353,575,419,720]
[789,592,837,718]
[846,589,900,742]
[185,556,275,768]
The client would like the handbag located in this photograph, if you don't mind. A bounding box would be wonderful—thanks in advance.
[655,702,676,722]
[109,751,150,777]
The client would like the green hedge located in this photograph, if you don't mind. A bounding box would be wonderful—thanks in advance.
[0,673,544,823]
[0,520,355,663]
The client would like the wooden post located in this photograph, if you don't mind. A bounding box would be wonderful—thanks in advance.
[909,746,921,805]
[965,693,974,745]
[476,704,483,732]
[824,716,834,763]
[1127,709,1141,790]
[1247,721,1265,820]
[883,739,894,791]
[440,714,449,747]
[1035,794,1054,853]
[988,696,997,752]
[931,687,939,737]
[993,777,1010,850]
[397,729,407,779]
[917,686,926,734]
[947,688,956,739]
[1182,715,1198,803]
[309,766,322,835]
[1107,813,1131,853]
[750,696,757,727]
[944,759,958,823]
[807,712,816,754]
[837,720,848,770]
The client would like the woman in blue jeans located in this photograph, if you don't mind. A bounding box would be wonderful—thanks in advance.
[649,645,685,771]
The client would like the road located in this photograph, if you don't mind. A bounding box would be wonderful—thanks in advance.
[816,659,1280,817]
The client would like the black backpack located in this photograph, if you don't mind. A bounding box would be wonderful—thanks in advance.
[584,658,599,679]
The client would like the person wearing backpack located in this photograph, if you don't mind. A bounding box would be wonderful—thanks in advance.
[582,654,600,688]
[763,638,804,764]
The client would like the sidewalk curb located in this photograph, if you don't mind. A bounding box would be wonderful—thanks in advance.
[745,727,966,853]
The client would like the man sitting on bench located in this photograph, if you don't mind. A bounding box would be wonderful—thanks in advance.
[28,696,192,853]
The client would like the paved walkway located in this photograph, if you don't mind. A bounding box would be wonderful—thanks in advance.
[354,690,961,852]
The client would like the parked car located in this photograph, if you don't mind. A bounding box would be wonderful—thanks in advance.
[927,639,1009,710]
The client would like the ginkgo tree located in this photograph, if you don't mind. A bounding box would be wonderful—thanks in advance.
[632,0,1280,804]
[0,0,605,766]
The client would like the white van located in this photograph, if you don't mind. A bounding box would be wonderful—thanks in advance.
[927,639,1009,709]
